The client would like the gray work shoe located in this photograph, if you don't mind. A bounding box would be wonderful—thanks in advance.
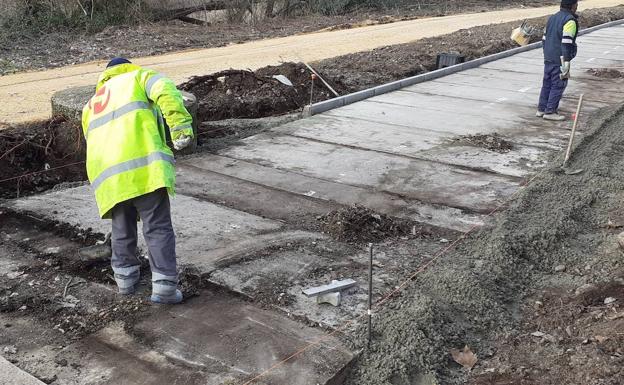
[535,110,545,118]
[150,273,183,304]
[112,265,140,295]
[543,113,566,121]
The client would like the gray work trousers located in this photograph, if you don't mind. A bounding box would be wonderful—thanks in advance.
[110,188,177,278]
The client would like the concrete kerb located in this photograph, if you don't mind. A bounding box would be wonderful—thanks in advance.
[305,18,624,116]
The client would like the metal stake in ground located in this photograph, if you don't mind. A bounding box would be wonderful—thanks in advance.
[303,62,339,97]
[561,94,585,174]
[310,74,317,106]
[368,243,373,348]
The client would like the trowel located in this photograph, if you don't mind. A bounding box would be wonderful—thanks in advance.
[78,232,112,263]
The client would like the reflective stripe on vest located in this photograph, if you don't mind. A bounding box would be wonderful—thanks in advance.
[146,74,165,99]
[91,151,175,190]
[171,123,192,132]
[88,101,151,134]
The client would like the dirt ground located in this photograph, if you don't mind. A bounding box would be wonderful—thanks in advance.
[0,0,559,76]
[343,104,624,384]
[470,282,624,385]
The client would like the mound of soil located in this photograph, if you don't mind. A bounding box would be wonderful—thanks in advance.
[319,204,415,243]
[454,134,514,153]
[0,117,86,199]
[179,63,343,121]
[587,68,624,79]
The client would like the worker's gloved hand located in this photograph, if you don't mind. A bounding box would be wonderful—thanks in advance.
[173,135,192,151]
[560,61,571,80]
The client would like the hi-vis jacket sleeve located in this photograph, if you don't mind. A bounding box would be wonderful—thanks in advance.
[561,19,578,61]
[140,70,194,141]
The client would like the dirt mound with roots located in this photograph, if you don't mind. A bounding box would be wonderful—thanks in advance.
[179,62,343,121]
[0,117,86,199]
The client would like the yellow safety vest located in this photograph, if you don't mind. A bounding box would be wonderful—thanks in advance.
[81,63,193,218]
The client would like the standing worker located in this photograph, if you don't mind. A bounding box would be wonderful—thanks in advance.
[81,58,194,304]
[536,0,579,121]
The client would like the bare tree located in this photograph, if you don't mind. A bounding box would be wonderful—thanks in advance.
[265,0,275,17]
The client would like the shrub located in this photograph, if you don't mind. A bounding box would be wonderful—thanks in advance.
[0,0,157,40]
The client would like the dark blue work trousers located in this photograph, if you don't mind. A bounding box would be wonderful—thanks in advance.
[538,62,568,114]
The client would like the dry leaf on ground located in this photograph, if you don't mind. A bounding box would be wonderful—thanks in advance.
[450,345,478,370]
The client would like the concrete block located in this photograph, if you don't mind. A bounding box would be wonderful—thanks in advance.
[317,292,341,307]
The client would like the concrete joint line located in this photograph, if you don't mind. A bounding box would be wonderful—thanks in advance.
[306,18,624,116]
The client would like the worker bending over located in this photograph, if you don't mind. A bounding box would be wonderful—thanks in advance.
[82,58,194,304]
[537,0,579,121]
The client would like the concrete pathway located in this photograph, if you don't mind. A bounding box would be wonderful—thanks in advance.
[4,23,624,385]
[0,0,622,126]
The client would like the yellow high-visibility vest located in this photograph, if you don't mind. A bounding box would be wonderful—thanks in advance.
[81,63,193,218]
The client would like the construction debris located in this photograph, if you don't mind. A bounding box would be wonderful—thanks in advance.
[316,292,342,307]
[303,279,357,298]
[452,134,513,153]
[587,68,624,78]
[318,205,416,243]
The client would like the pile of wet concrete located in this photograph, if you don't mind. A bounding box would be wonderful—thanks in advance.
[344,104,624,384]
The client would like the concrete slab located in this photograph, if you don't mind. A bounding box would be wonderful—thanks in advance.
[133,291,355,384]
[0,356,45,385]
[360,90,543,122]
[56,323,212,384]
[183,155,484,232]
[401,81,606,115]
[479,57,624,74]
[430,71,624,102]
[329,93,573,152]
[176,162,337,224]
[277,112,548,178]
[4,186,291,273]
[220,133,519,213]
[15,296,354,385]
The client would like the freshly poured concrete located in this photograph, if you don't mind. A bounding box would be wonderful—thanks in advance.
[4,24,624,385]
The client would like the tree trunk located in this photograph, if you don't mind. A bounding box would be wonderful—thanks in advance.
[153,1,229,22]
[265,0,276,17]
